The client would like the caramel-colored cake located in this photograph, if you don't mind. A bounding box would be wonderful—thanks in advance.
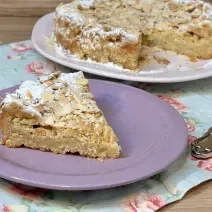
[54,0,212,70]
[0,71,121,159]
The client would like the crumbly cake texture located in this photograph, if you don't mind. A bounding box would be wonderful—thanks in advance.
[54,0,142,70]
[0,71,121,159]
[54,0,212,70]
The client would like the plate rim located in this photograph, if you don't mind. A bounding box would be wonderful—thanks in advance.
[0,80,188,190]
[31,13,212,83]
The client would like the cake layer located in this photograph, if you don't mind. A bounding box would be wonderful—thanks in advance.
[1,116,120,158]
[144,30,212,59]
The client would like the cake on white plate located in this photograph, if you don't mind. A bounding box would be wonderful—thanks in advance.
[54,0,212,70]
[0,71,121,159]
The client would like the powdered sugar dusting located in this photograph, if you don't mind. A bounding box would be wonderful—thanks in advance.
[71,0,212,38]
[0,71,101,123]
[55,1,140,46]
[79,0,95,8]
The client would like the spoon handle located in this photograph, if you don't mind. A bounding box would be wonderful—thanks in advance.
[191,127,212,159]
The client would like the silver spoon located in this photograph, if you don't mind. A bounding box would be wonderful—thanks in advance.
[191,127,212,159]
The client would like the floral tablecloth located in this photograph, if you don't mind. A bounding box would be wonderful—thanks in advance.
[0,40,212,212]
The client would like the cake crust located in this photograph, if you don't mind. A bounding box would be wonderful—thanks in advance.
[0,71,121,159]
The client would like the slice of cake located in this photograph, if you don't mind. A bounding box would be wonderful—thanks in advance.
[0,71,121,159]
[53,0,212,70]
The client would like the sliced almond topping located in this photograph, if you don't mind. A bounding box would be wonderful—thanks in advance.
[43,80,54,87]
[58,95,68,104]
[52,84,59,90]
[66,120,78,129]
[38,75,49,83]
[76,79,88,86]
[25,90,33,100]
[66,96,74,102]
[60,116,68,122]
[54,93,61,101]
[43,116,55,125]
[41,91,54,102]
[38,71,61,83]
[54,102,62,116]
[70,101,79,109]
[60,103,72,116]
[59,88,66,94]
[54,121,66,127]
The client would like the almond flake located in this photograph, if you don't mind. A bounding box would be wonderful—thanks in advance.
[58,95,68,104]
[41,91,54,102]
[26,90,33,100]
[43,116,55,125]
[60,103,72,116]
[76,79,88,86]
[66,120,78,129]
[43,80,54,87]
[54,121,66,127]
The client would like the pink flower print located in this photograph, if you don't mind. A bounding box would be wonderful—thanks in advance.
[7,184,45,200]
[11,43,33,53]
[7,55,21,60]
[121,193,165,212]
[145,194,165,210]
[2,206,10,212]
[188,135,197,144]
[185,118,196,133]
[157,95,188,112]
[26,60,44,75]
[190,155,212,172]
[2,206,28,212]
[197,158,212,172]
[26,60,57,76]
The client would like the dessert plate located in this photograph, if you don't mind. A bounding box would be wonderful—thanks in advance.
[32,13,212,83]
[0,80,188,190]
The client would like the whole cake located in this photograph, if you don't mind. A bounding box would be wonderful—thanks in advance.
[54,0,212,70]
[0,71,121,159]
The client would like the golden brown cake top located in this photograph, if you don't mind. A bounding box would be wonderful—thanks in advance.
[0,71,106,128]
[56,0,212,38]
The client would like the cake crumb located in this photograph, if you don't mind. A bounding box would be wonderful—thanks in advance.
[154,56,170,65]
[189,56,198,62]
[97,158,104,163]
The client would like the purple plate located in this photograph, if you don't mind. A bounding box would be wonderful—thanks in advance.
[0,80,188,190]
